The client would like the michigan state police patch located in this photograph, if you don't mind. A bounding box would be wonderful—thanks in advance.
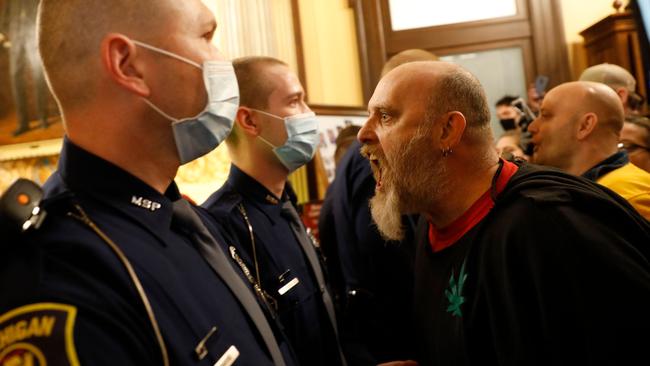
[0,303,80,366]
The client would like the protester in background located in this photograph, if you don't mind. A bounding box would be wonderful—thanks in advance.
[529,81,650,220]
[620,115,650,173]
[495,130,528,161]
[579,63,645,116]
[334,124,362,167]
[495,95,520,131]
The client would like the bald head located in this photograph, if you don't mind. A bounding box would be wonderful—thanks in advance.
[382,61,491,136]
[550,81,625,135]
[528,81,625,174]
[38,0,178,110]
[381,49,438,77]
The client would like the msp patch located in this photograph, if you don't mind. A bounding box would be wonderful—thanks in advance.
[0,303,80,366]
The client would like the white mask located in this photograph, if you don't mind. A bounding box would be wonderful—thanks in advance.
[254,109,320,172]
[132,40,240,164]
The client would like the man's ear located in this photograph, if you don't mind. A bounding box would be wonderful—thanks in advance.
[616,88,629,106]
[440,111,467,149]
[576,112,598,140]
[101,33,150,97]
[235,107,260,136]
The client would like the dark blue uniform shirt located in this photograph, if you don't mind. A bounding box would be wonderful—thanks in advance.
[0,140,294,366]
[203,164,345,366]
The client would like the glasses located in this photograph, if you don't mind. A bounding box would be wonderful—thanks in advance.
[618,142,650,154]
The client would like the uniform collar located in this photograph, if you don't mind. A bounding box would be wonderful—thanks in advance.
[227,164,291,223]
[58,139,179,244]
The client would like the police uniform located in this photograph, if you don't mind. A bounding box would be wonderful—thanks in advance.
[0,140,296,366]
[203,164,347,366]
[319,139,417,365]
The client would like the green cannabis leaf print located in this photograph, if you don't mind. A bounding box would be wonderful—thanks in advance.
[445,260,467,318]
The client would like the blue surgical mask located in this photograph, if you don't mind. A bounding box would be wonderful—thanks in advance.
[254,109,320,172]
[132,40,240,164]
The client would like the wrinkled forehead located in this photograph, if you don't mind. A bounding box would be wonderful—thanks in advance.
[369,70,432,111]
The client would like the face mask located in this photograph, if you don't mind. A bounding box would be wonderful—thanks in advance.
[254,109,319,172]
[500,118,517,131]
[132,40,240,164]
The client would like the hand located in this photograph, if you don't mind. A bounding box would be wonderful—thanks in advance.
[377,361,419,366]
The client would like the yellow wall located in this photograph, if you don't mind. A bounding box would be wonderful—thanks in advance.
[560,0,629,79]
[298,0,364,106]
[296,0,627,104]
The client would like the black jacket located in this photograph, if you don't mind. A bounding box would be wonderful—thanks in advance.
[415,162,650,366]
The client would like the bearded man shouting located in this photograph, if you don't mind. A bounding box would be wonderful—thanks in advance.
[358,61,650,366]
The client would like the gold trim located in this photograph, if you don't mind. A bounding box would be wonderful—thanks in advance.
[0,302,80,366]
[0,342,48,366]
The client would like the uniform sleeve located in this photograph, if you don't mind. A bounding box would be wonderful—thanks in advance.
[73,311,159,365]
[476,198,650,365]
[0,237,164,366]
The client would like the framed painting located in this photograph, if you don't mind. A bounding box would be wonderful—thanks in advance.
[312,104,368,183]
[0,0,63,162]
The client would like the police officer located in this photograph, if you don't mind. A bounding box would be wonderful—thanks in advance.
[0,1,295,365]
[203,56,347,366]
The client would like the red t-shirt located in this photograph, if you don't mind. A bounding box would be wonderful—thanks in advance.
[429,160,519,252]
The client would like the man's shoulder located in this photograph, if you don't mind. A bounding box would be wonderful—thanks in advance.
[502,162,625,205]
[1,182,159,302]
[598,163,650,195]
[202,182,242,217]
[487,162,638,234]
[482,164,650,257]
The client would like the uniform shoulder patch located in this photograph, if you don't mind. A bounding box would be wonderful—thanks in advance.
[0,303,80,366]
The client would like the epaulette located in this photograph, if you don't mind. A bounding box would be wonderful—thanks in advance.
[206,190,244,218]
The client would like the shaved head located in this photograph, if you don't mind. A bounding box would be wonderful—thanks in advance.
[381,49,438,77]
[528,81,625,174]
[551,81,625,135]
[385,61,491,138]
[37,0,177,109]
[360,60,498,233]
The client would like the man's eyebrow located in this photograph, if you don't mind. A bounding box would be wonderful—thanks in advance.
[284,91,304,101]
[201,15,217,34]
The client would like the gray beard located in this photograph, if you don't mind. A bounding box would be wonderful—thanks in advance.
[369,131,450,241]
[370,187,405,241]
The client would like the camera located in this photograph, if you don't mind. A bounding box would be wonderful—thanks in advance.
[0,179,46,238]
[510,98,537,156]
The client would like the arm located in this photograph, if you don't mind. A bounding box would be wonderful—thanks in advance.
[0,234,163,365]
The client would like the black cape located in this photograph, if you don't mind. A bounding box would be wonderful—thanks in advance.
[414,162,650,366]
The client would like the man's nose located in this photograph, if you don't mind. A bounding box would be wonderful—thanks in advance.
[528,117,539,134]
[357,119,376,144]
